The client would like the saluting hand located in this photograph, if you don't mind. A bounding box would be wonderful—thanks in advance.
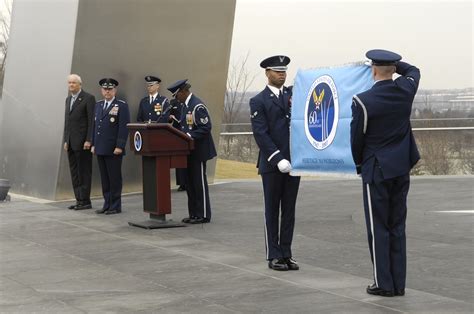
[63,143,68,152]
[91,146,95,154]
[113,148,123,155]
[83,141,91,150]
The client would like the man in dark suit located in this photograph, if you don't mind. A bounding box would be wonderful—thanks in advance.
[250,55,301,271]
[63,74,96,210]
[136,75,171,123]
[91,78,130,215]
[351,49,421,297]
[167,79,216,224]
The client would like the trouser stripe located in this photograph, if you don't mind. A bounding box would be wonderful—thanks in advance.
[201,162,206,218]
[367,184,379,287]
[264,207,269,260]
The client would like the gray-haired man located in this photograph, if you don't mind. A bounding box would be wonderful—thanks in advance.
[63,74,96,210]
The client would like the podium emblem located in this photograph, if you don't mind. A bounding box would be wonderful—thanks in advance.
[134,131,143,151]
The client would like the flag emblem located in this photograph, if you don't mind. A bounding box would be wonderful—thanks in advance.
[304,75,339,150]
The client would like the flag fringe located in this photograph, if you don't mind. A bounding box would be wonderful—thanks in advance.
[300,60,367,71]
[290,170,360,179]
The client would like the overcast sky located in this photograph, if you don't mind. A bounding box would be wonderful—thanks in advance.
[1,0,472,91]
[230,0,473,91]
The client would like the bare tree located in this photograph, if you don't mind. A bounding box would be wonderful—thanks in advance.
[0,0,13,95]
[220,52,256,159]
[416,132,451,175]
[418,91,435,120]
[224,52,256,124]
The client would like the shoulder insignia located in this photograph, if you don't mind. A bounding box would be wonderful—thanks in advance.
[192,103,207,116]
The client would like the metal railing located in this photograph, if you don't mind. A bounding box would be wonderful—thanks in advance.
[412,127,474,131]
[218,122,474,175]
[220,127,474,135]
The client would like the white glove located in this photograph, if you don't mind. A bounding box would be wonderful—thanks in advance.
[277,159,292,173]
[364,58,372,66]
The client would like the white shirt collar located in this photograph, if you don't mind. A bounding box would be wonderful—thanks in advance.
[373,79,392,85]
[267,85,283,97]
[185,93,193,106]
[105,97,115,105]
[149,92,158,99]
[71,89,81,98]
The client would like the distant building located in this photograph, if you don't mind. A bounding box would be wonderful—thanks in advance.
[449,94,474,112]
[413,88,474,114]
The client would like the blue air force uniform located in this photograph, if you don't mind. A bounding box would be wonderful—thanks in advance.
[136,94,170,122]
[137,76,171,123]
[92,78,131,214]
[168,79,216,223]
[350,50,420,294]
[169,98,188,189]
[250,56,301,265]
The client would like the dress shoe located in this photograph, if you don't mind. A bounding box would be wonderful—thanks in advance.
[285,257,300,270]
[189,217,210,224]
[395,289,405,296]
[177,185,186,192]
[366,284,394,297]
[68,204,78,209]
[74,203,92,210]
[105,209,122,215]
[268,258,289,271]
[182,216,195,223]
[95,208,108,214]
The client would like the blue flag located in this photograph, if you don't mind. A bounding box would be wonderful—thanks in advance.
[290,63,373,176]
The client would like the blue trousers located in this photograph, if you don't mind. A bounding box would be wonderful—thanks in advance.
[363,165,410,291]
[97,155,123,210]
[261,172,300,260]
[186,157,211,220]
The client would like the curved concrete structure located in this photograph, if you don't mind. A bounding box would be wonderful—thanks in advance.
[0,0,236,200]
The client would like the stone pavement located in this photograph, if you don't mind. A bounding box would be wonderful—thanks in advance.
[0,177,473,313]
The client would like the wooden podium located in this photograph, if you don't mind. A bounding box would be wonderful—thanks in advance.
[127,123,194,229]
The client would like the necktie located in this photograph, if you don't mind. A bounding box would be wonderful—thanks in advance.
[69,96,76,111]
[103,101,108,111]
[150,96,154,104]
[279,90,284,107]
